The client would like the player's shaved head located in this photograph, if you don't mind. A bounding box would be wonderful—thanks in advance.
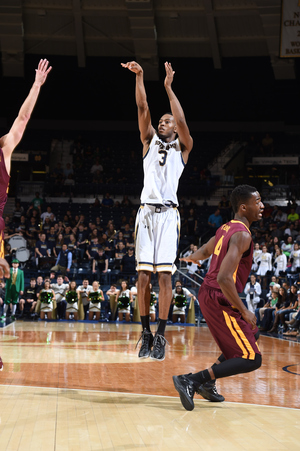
[230,185,257,214]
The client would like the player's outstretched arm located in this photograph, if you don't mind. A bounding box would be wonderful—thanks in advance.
[0,59,52,172]
[180,236,215,264]
[164,62,193,159]
[217,232,257,329]
[0,258,10,279]
[121,61,155,146]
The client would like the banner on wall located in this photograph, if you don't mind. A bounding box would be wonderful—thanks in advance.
[11,153,28,162]
[252,157,299,165]
[280,0,300,57]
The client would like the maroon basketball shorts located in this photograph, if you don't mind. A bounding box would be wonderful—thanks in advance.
[199,284,261,361]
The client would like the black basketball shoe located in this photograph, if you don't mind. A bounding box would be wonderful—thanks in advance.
[150,334,168,361]
[196,381,225,402]
[172,374,197,411]
[136,329,154,359]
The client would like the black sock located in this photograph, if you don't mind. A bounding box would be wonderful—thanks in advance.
[156,318,167,336]
[187,369,211,387]
[141,315,151,332]
[203,354,226,385]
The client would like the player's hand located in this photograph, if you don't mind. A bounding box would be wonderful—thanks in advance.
[242,309,257,330]
[179,256,198,264]
[0,258,10,279]
[35,59,52,86]
[121,61,143,74]
[164,62,175,88]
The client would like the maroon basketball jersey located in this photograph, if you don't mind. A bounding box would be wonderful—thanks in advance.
[204,220,253,293]
[0,147,10,218]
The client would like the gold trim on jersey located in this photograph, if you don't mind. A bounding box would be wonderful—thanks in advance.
[230,220,251,234]
[0,236,4,259]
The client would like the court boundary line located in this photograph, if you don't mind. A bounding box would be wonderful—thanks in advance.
[0,383,298,411]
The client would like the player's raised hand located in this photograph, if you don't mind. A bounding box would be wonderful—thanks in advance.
[35,59,52,86]
[121,61,143,75]
[164,62,175,88]
[0,258,10,279]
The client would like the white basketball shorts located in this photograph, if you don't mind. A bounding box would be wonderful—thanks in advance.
[135,204,180,273]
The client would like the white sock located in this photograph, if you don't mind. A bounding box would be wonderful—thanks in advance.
[3,305,9,317]
[11,305,17,315]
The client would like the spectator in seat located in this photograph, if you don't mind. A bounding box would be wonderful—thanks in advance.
[12,201,24,223]
[281,236,294,258]
[53,233,64,258]
[102,193,114,208]
[115,242,126,269]
[186,208,197,238]
[31,192,43,212]
[208,209,222,230]
[273,248,287,277]
[288,208,299,223]
[90,158,103,174]
[256,245,272,279]
[92,247,109,282]
[273,207,287,225]
[75,224,89,261]
[35,233,51,268]
[41,206,55,224]
[64,163,73,179]
[19,278,37,318]
[121,195,132,207]
[67,233,77,255]
[218,195,231,223]
[26,217,39,247]
[120,248,136,279]
[244,275,262,314]
[86,236,100,261]
[51,243,72,275]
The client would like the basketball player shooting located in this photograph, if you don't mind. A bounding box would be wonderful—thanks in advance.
[121,60,193,361]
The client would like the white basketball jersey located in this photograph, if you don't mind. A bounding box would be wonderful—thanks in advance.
[141,133,185,206]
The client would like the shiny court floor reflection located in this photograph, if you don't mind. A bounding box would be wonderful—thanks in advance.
[0,321,300,450]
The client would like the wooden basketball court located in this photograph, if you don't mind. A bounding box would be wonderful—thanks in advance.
[0,321,299,450]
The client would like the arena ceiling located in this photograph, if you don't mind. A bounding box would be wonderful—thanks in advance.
[0,0,293,80]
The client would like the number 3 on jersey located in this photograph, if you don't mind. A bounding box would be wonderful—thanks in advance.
[214,235,224,257]
[158,150,168,166]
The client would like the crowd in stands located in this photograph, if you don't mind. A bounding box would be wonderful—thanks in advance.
[4,190,300,334]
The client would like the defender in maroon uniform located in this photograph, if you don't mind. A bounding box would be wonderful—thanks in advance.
[0,58,51,371]
[173,185,264,411]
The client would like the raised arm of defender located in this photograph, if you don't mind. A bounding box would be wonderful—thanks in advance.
[0,59,52,174]
[180,232,257,329]
[121,61,155,146]
[180,236,216,264]
[164,62,193,160]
